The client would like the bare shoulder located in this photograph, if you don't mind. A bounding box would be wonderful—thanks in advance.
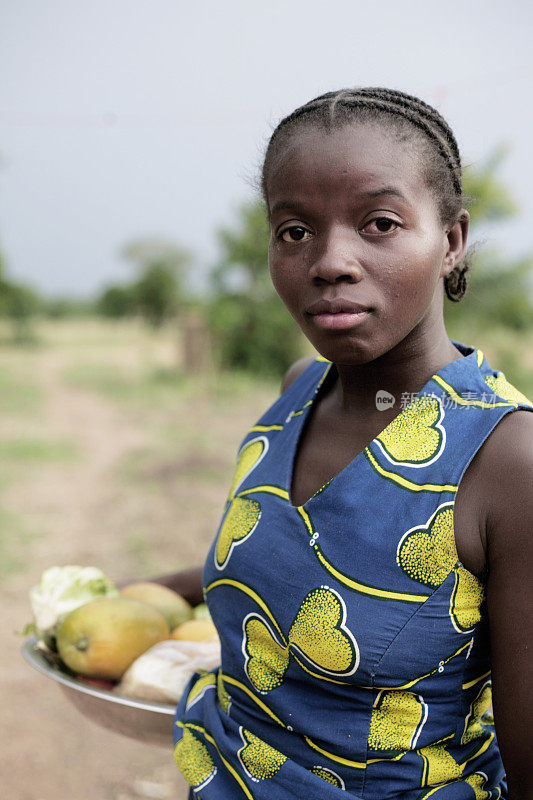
[474,408,533,481]
[280,356,317,394]
[480,409,533,791]
[472,409,533,557]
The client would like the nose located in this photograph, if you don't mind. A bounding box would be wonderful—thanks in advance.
[308,226,364,284]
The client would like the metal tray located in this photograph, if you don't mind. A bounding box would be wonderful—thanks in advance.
[22,637,176,747]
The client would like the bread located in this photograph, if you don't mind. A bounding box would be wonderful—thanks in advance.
[116,638,221,703]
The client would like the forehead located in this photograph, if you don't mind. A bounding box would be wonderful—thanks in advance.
[266,122,428,208]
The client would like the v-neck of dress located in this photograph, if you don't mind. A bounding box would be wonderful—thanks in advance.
[286,342,475,509]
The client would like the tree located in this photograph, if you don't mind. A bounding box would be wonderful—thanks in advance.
[211,203,273,300]
[95,285,137,319]
[0,245,43,341]
[121,238,192,329]
[444,148,533,333]
[209,201,303,377]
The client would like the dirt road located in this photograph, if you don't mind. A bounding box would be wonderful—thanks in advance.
[1,321,273,800]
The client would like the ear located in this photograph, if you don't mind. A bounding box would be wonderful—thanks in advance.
[440,210,469,278]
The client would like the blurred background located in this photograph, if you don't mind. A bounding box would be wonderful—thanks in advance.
[1,1,532,798]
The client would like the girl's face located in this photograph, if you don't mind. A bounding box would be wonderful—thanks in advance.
[266,123,466,365]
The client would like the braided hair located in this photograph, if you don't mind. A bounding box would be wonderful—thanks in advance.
[261,87,470,302]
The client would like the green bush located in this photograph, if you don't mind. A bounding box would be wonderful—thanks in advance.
[95,285,137,319]
[209,293,301,378]
[45,297,96,318]
[132,263,180,328]
[445,150,533,334]
[208,200,303,378]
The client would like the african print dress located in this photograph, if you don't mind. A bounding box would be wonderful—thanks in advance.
[173,341,532,799]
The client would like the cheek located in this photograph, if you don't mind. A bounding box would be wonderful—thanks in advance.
[268,250,298,303]
[373,260,437,318]
[269,271,290,310]
[391,243,444,293]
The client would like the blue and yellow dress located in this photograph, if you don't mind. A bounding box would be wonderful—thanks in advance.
[173,341,532,799]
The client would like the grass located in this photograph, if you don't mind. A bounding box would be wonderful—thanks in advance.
[123,529,164,575]
[0,506,34,579]
[62,362,188,404]
[0,366,43,415]
[62,360,278,412]
[0,438,80,461]
[120,443,226,485]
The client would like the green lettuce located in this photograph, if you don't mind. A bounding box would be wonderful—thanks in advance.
[29,565,118,648]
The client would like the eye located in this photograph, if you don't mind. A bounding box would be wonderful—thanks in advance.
[361,217,399,235]
[279,226,312,243]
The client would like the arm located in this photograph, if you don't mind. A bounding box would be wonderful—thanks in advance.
[483,410,533,798]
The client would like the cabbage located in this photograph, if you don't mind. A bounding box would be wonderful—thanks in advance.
[29,565,118,648]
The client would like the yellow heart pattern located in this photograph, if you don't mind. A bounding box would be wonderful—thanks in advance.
[485,372,532,406]
[398,505,457,588]
[288,587,359,676]
[217,669,231,713]
[465,772,491,799]
[367,691,427,754]
[243,614,290,693]
[397,503,484,633]
[185,672,216,711]
[238,727,287,781]
[419,742,463,786]
[418,767,491,800]
[227,436,268,501]
[214,436,267,570]
[450,565,485,633]
[174,727,217,791]
[242,587,359,694]
[376,396,445,466]
[310,766,345,788]
[461,682,492,745]
[215,496,262,569]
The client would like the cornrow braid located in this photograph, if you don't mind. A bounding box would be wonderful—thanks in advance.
[354,88,461,166]
[262,87,469,302]
[263,88,462,195]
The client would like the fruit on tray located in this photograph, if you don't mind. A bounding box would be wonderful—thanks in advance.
[192,602,212,621]
[171,618,218,641]
[28,565,119,650]
[120,581,193,630]
[56,596,170,680]
[27,566,225,705]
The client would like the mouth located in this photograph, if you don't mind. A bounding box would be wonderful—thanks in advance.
[305,298,371,331]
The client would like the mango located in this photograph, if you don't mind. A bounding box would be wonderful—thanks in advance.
[171,618,218,642]
[56,597,170,680]
[120,581,193,630]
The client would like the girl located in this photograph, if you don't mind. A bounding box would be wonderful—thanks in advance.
[157,88,533,799]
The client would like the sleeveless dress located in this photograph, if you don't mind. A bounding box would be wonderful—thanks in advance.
[173,341,532,800]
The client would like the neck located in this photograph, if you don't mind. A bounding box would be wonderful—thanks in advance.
[331,317,462,419]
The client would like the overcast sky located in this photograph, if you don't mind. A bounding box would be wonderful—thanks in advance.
[1,0,532,298]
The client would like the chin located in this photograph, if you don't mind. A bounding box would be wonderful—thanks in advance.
[308,336,379,366]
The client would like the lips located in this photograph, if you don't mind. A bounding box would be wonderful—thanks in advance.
[306,298,370,316]
[305,298,371,332]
